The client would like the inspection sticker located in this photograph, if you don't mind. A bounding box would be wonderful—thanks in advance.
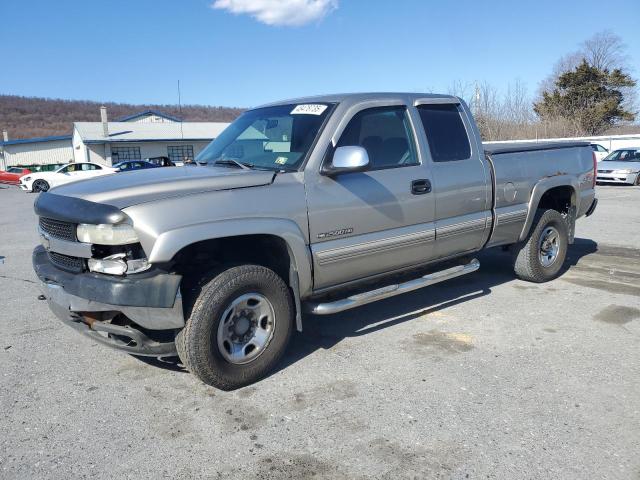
[290,104,327,115]
[275,156,288,165]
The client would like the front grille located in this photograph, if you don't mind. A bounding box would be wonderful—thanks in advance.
[597,170,613,173]
[48,252,84,273]
[39,217,76,242]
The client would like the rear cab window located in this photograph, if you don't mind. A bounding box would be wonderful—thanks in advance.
[416,104,471,162]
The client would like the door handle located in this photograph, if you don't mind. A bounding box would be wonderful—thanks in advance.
[411,179,431,195]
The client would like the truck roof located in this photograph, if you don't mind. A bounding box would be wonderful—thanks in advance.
[258,92,460,109]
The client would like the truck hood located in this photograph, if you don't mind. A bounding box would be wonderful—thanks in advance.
[49,166,276,209]
[598,160,640,171]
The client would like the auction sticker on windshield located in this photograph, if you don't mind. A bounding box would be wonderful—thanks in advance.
[290,104,327,115]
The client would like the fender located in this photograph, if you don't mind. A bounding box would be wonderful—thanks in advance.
[146,217,313,300]
[519,175,578,241]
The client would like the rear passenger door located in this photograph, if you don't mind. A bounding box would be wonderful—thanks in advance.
[81,163,105,177]
[306,105,437,290]
[415,101,491,259]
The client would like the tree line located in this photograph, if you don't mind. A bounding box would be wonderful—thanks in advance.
[0,96,245,140]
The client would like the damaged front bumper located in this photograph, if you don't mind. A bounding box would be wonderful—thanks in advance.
[33,246,183,357]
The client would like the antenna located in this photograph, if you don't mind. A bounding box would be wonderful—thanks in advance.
[178,80,184,140]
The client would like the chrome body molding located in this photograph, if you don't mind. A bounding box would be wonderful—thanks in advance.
[495,209,527,226]
[315,229,435,266]
[436,218,486,239]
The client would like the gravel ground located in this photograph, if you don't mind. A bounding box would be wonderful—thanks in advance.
[1,184,638,480]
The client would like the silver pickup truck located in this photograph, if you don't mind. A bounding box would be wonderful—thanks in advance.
[33,93,598,389]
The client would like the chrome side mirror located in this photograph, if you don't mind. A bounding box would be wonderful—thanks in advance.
[323,146,370,176]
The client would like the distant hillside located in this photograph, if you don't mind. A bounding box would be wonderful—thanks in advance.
[0,95,245,140]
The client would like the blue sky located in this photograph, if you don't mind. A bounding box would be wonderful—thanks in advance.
[1,0,639,108]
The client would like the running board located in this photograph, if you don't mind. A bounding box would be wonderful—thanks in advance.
[306,259,480,315]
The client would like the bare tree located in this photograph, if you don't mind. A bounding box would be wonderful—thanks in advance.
[447,80,475,107]
[581,30,629,71]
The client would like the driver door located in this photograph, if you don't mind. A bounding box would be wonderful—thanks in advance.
[56,164,82,185]
[305,105,436,290]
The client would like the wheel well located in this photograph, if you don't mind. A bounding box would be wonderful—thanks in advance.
[536,186,575,215]
[171,234,292,287]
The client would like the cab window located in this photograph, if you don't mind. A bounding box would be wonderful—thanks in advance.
[336,106,418,170]
[417,104,471,162]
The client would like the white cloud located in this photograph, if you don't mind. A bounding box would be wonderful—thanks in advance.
[212,0,338,27]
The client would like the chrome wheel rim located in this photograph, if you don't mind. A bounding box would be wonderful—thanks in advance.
[216,293,275,364]
[34,180,49,192]
[538,226,560,267]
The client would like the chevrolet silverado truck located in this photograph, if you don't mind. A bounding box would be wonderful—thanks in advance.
[33,93,598,390]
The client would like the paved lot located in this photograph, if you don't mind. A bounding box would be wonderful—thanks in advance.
[1,185,639,479]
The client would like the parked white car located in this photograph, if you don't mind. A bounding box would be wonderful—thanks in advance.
[591,143,609,161]
[19,162,116,193]
[596,148,640,185]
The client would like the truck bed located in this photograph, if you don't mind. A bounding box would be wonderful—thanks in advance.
[481,141,595,249]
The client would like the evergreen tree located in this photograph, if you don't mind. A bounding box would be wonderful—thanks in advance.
[534,60,636,135]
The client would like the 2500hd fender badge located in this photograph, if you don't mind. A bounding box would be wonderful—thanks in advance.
[317,228,354,239]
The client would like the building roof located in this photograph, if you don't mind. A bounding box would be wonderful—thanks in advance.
[115,110,183,122]
[74,122,230,144]
[0,135,72,147]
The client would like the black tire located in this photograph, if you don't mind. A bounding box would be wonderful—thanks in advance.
[511,209,569,283]
[32,180,50,193]
[176,265,294,390]
[634,174,640,186]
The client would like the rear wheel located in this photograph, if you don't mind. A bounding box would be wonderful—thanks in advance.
[176,265,294,390]
[32,180,50,193]
[512,209,568,283]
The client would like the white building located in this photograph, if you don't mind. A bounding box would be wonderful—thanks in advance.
[488,133,640,152]
[115,110,184,123]
[0,135,74,170]
[1,109,230,169]
[72,120,229,166]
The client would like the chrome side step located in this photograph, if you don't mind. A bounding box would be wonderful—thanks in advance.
[306,258,480,315]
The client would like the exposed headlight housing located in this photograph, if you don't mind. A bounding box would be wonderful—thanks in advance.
[87,253,151,275]
[77,223,139,245]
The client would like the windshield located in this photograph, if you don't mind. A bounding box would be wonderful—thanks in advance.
[603,149,640,162]
[196,103,333,171]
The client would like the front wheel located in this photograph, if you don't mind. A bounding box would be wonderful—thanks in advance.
[176,265,294,390]
[511,209,569,283]
[32,180,50,193]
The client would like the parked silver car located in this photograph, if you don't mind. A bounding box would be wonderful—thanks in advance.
[596,148,640,185]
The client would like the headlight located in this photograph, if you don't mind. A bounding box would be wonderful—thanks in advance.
[22,176,31,182]
[614,169,634,174]
[77,223,139,245]
[87,253,151,275]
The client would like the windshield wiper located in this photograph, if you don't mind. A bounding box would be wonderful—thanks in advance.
[213,159,252,170]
